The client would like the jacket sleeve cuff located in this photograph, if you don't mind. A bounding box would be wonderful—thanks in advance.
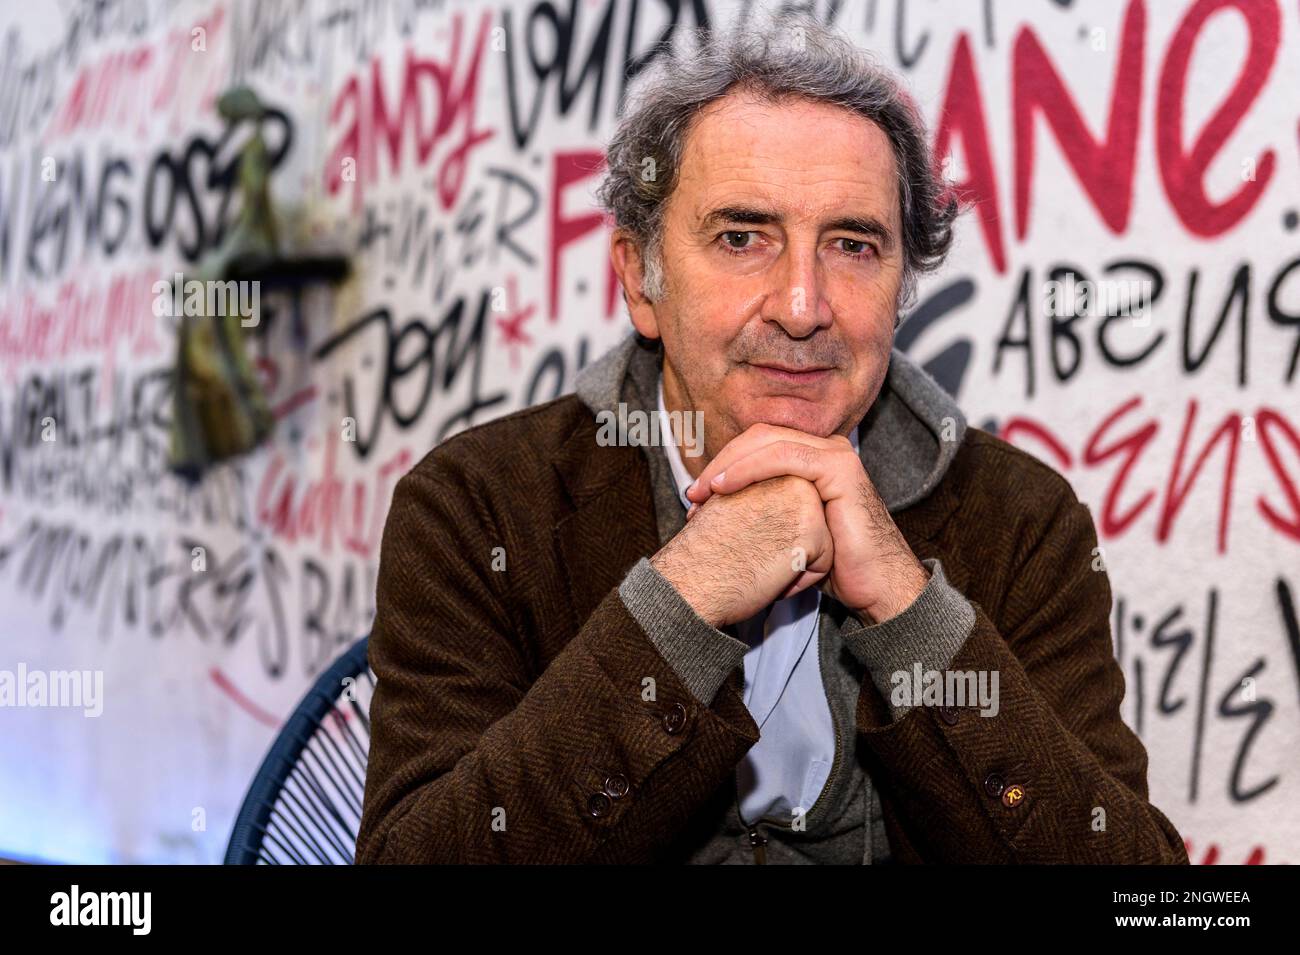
[617,557,749,706]
[840,557,975,721]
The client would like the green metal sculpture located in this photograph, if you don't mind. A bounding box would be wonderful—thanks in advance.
[167,87,348,483]
[168,86,279,483]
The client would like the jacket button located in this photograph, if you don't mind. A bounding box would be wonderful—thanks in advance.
[1001,783,1027,808]
[603,773,630,799]
[587,792,613,817]
[937,704,960,725]
[662,702,688,735]
[983,773,1005,798]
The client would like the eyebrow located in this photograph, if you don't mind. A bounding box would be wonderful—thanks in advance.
[698,205,896,252]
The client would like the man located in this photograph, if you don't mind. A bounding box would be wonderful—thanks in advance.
[355,17,1188,864]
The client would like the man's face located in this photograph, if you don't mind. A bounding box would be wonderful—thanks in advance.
[619,88,904,473]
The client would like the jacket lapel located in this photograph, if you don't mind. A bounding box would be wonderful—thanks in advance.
[550,416,662,634]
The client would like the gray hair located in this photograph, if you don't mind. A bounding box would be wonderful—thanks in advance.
[595,14,957,316]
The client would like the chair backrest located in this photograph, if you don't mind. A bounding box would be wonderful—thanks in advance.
[224,636,374,864]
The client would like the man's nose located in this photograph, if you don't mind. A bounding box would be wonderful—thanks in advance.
[764,242,831,338]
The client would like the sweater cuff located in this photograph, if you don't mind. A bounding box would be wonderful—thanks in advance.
[618,557,749,706]
[840,557,975,721]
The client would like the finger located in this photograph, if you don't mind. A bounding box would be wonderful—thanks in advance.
[779,536,835,598]
[685,423,815,503]
[708,440,855,501]
[779,569,827,600]
[684,426,775,504]
[687,424,835,503]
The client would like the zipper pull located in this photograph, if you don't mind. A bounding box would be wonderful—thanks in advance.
[747,825,768,865]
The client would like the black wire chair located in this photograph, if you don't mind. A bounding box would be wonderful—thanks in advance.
[224,636,373,864]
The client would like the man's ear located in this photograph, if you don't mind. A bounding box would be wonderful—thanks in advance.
[610,230,660,340]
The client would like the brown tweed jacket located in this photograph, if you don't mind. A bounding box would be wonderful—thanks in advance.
[355,393,1189,864]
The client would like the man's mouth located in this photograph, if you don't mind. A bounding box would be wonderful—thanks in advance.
[746,362,834,385]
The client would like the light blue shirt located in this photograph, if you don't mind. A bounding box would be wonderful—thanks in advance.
[657,380,859,824]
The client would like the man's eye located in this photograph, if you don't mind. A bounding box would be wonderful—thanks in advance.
[719,231,756,253]
[837,238,874,259]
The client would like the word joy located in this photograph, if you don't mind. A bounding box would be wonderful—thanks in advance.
[595,403,705,457]
[151,273,261,326]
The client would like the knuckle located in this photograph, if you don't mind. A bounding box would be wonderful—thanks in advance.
[791,442,818,468]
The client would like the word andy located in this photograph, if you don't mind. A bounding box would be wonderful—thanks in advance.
[152,273,261,326]
[50,885,151,935]
[595,403,705,457]
[0,664,103,717]
[890,663,1000,716]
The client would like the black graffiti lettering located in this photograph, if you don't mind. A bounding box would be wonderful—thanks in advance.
[4,109,292,281]
[355,166,539,304]
[25,150,97,279]
[485,165,540,268]
[0,365,177,515]
[1097,259,1165,367]
[994,268,1035,396]
[315,291,509,457]
[97,156,132,256]
[1217,657,1278,803]
[301,556,331,671]
[300,556,373,676]
[503,1,615,149]
[894,0,930,69]
[1150,604,1193,718]
[260,546,292,680]
[142,108,293,263]
[1046,264,1086,384]
[1183,262,1250,388]
[0,26,63,150]
[1116,587,1289,804]
[0,158,18,282]
[228,0,320,84]
[895,277,976,395]
[992,259,1293,396]
[1265,256,1300,384]
[501,0,713,150]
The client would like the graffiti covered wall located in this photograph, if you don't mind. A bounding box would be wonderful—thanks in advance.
[0,0,1296,863]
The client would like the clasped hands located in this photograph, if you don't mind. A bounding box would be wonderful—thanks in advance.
[649,422,930,630]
